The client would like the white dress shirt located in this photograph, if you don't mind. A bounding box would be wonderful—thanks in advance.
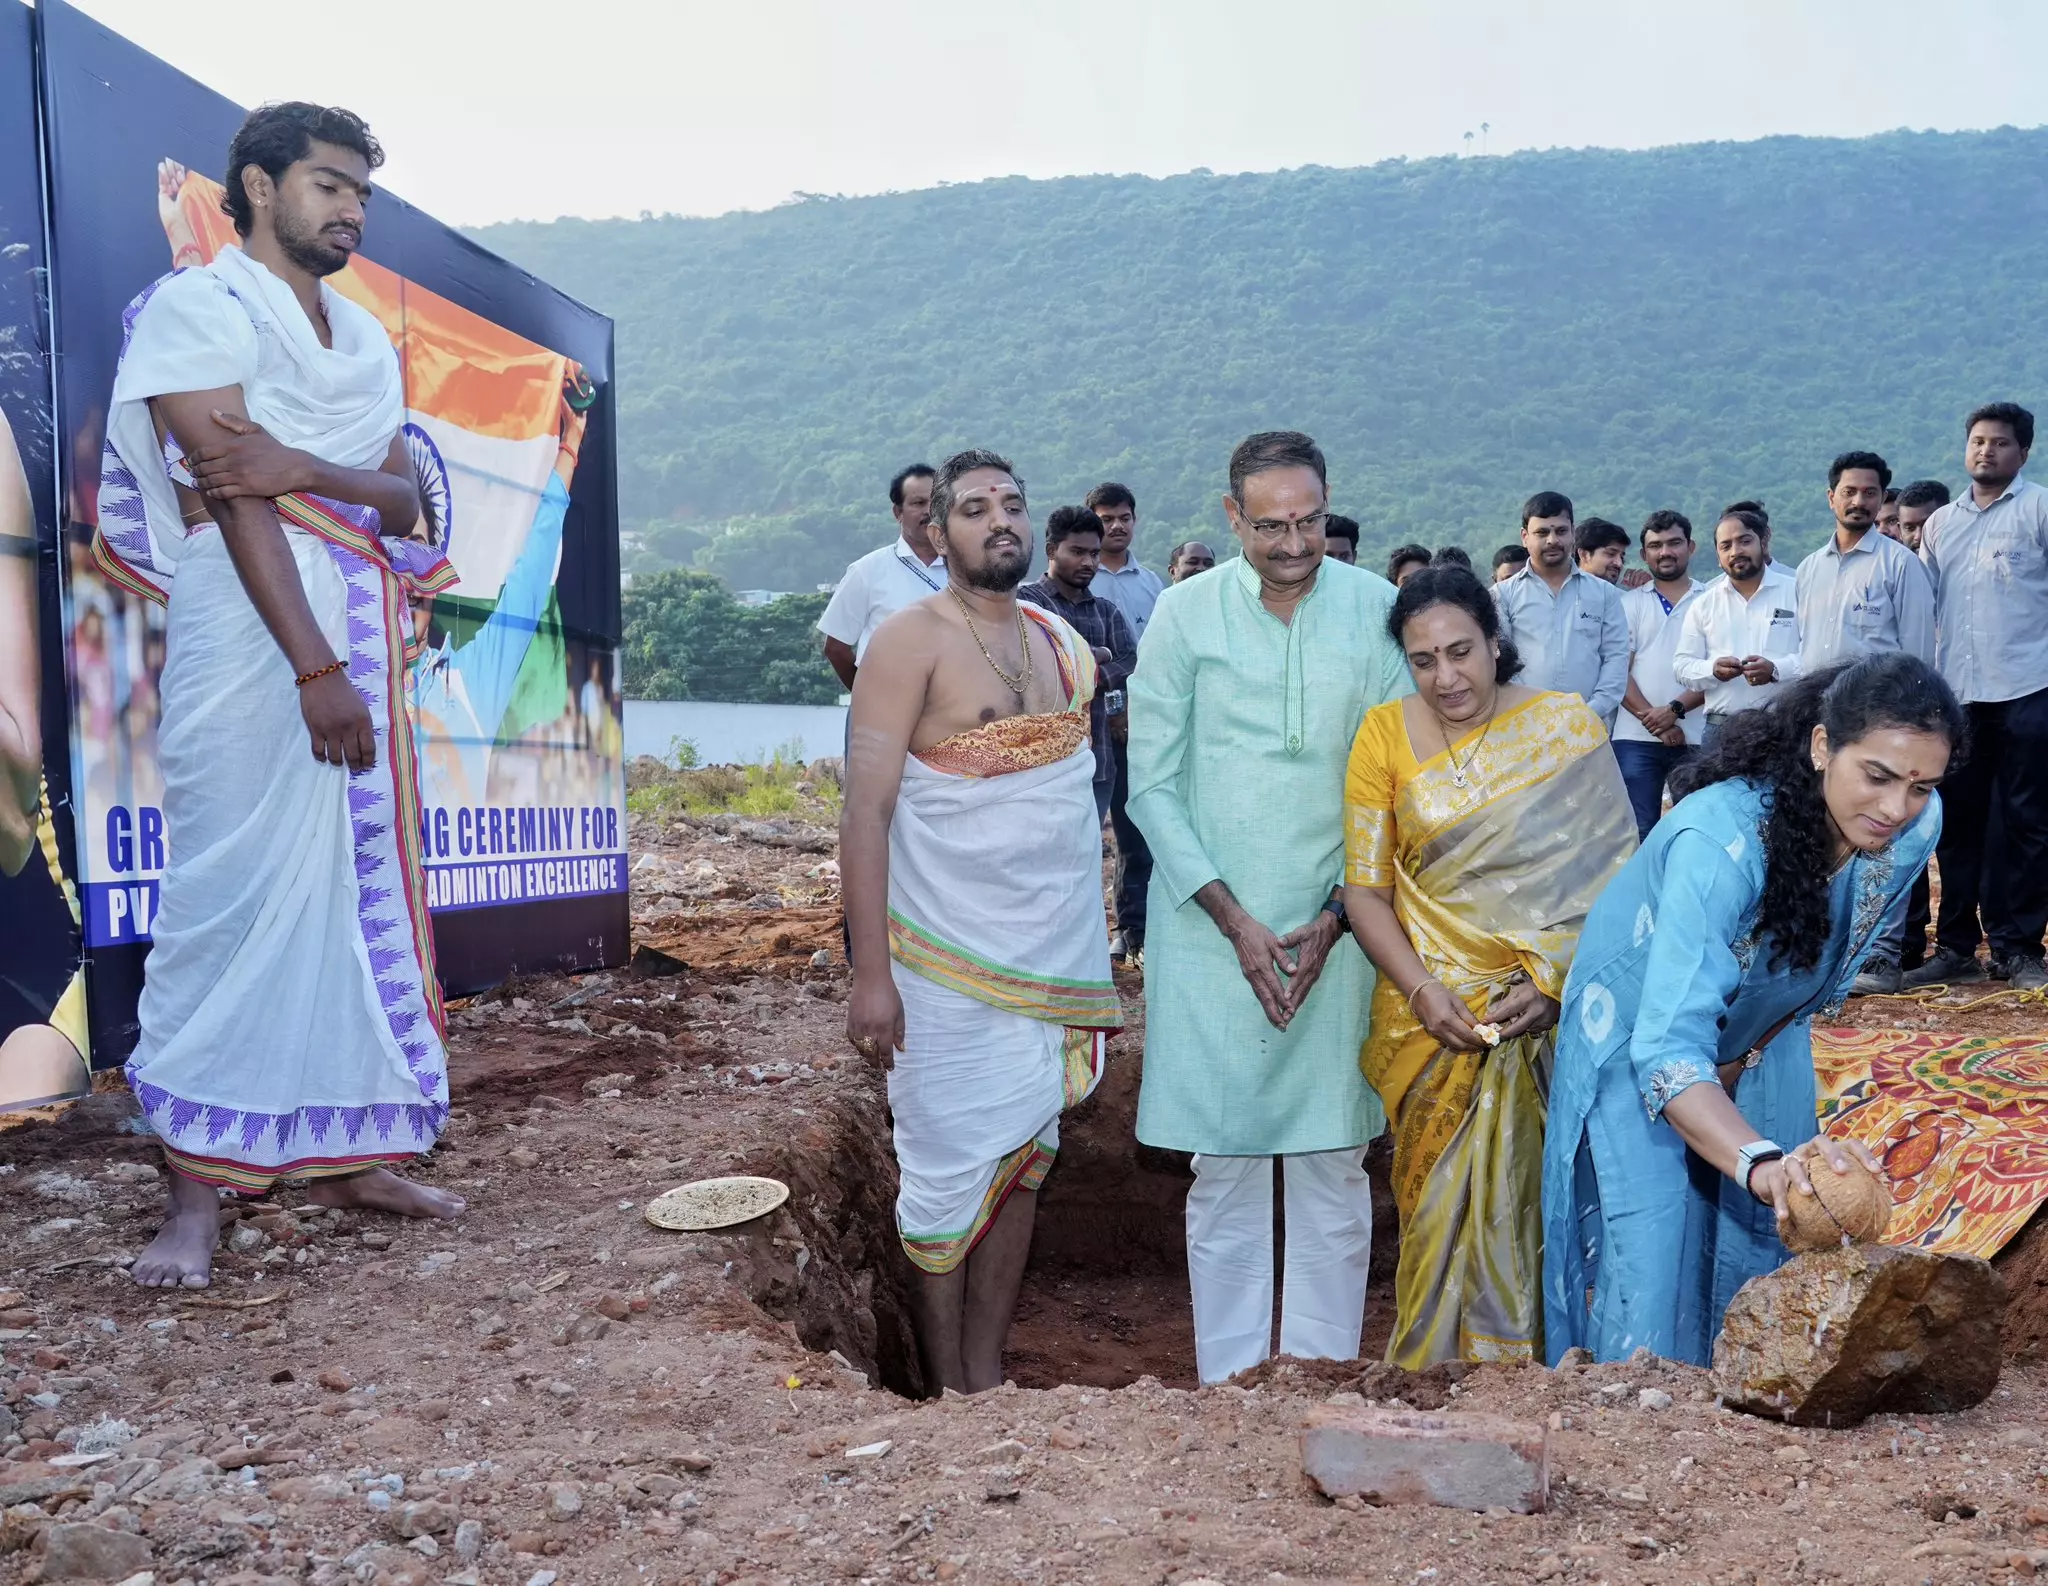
[817,535,947,663]
[1920,475,2048,704]
[1794,528,1936,672]
[1673,563,1802,717]
[1614,578,1706,746]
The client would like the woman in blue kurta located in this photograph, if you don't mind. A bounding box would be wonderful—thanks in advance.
[1542,655,1965,1365]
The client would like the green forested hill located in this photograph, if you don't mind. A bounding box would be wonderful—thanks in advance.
[477,127,2048,587]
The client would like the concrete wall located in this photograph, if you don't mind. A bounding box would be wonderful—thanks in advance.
[624,700,847,767]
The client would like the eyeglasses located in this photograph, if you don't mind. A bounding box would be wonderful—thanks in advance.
[1240,511,1329,543]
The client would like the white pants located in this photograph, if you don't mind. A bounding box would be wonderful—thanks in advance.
[1186,1147,1373,1385]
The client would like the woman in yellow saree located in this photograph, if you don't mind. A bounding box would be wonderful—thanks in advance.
[1343,567,1635,1367]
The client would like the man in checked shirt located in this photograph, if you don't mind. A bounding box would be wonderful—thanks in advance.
[1019,506,1138,822]
[1908,402,2048,992]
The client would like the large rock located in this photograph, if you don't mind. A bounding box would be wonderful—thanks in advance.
[1713,1244,2004,1426]
[1299,1405,1549,1513]
[36,1522,152,1581]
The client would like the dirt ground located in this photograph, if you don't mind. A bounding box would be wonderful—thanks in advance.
[4,803,2048,1586]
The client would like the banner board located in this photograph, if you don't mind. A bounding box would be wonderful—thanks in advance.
[37,0,626,1063]
[0,2,92,1111]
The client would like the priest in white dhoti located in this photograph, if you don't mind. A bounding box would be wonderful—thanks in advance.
[96,104,465,1288]
[841,449,1121,1395]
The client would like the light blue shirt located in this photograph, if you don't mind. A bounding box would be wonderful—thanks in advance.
[1920,475,2048,704]
[1091,559,1166,647]
[1492,563,1630,726]
[1794,528,1935,673]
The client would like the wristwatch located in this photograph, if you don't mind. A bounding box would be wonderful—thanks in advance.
[1668,699,1688,721]
[1320,895,1348,929]
[1734,1138,1785,1200]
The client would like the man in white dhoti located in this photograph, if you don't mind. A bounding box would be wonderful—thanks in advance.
[96,104,464,1288]
[842,449,1121,1394]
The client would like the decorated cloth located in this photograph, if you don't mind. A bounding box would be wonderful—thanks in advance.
[96,247,452,1191]
[1540,778,1940,1365]
[886,605,1120,1272]
[1346,691,1635,1367]
[1817,1027,2048,1258]
[1128,556,1412,1156]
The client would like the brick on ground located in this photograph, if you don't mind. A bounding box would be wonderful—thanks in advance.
[1299,1405,1550,1514]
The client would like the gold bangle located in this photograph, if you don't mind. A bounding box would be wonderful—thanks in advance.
[1406,978,1444,1017]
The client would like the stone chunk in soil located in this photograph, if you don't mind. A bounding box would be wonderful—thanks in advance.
[35,1522,152,1580]
[1714,1244,2006,1426]
[1299,1405,1550,1514]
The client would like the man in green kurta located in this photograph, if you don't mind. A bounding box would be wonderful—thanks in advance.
[1128,430,1410,1384]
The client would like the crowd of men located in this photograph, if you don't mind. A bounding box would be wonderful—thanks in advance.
[819,405,2043,1000]
[821,404,2045,1391]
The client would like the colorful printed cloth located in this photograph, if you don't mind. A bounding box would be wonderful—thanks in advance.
[1817,1026,2048,1258]
[1347,690,1636,1367]
[886,605,1120,1272]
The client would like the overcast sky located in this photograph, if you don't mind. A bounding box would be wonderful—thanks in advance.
[61,0,2048,226]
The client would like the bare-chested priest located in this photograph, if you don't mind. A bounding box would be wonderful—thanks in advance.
[841,449,1121,1394]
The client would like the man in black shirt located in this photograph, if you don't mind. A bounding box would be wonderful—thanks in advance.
[1018,506,1137,821]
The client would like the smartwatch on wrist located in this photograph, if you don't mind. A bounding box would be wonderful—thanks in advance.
[1320,895,1348,929]
[1668,699,1688,721]
[1734,1138,1785,1200]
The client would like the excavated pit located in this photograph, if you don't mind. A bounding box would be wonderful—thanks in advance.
[732,1017,1399,1399]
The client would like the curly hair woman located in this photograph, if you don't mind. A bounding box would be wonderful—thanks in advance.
[1540,653,1965,1364]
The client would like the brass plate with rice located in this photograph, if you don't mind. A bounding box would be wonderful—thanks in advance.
[644,1175,790,1232]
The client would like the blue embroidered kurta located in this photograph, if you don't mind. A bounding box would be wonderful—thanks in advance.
[1539,778,1940,1366]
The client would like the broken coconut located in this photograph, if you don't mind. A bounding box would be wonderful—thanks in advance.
[1781,1153,1891,1252]
[1712,1243,2004,1426]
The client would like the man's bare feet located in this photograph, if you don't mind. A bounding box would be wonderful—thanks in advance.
[131,1168,220,1289]
[307,1167,465,1220]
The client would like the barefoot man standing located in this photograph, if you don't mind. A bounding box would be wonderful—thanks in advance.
[95,104,465,1287]
[841,449,1121,1394]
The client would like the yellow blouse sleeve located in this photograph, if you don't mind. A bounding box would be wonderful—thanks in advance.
[1343,703,1400,888]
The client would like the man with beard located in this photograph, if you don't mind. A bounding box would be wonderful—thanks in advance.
[1909,404,2048,991]
[1129,431,1409,1384]
[93,104,462,1289]
[1673,505,1801,740]
[842,450,1119,1394]
[1494,491,1629,727]
[1793,448,1938,986]
[1573,518,1629,585]
[1613,510,1705,837]
[1794,451,1933,675]
[1018,505,1137,820]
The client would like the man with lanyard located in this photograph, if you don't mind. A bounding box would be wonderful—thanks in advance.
[818,464,942,690]
[1018,506,1137,821]
[1612,510,1705,838]
[1908,403,2048,992]
[1084,481,1163,965]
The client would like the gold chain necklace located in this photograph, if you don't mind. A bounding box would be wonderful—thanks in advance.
[948,586,1034,700]
[1433,697,1498,789]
